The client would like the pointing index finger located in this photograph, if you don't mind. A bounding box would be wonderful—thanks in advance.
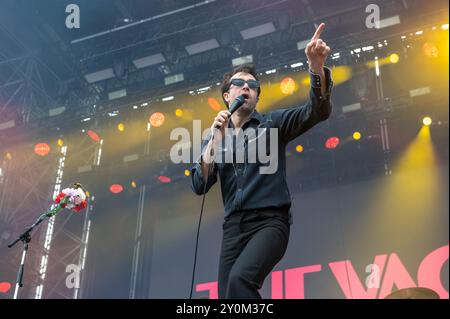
[311,23,325,41]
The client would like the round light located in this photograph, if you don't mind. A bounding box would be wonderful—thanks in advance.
[280,77,296,95]
[57,139,64,147]
[87,130,101,142]
[208,97,222,111]
[389,53,400,64]
[109,184,123,194]
[149,112,165,127]
[158,175,171,183]
[295,145,304,153]
[117,123,125,132]
[0,282,11,293]
[184,169,191,177]
[325,137,340,149]
[34,143,51,156]
[5,152,12,161]
[131,181,137,188]
[423,43,439,58]
[423,116,432,126]
[353,132,361,140]
[175,109,184,117]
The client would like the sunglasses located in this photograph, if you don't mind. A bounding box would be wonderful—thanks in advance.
[229,78,260,89]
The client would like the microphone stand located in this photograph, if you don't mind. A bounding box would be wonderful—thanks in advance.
[7,197,69,299]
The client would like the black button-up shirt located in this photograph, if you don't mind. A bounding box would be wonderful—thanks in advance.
[191,67,333,219]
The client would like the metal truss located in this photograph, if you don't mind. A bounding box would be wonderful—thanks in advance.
[0,143,59,298]
[31,135,104,299]
[1,0,445,132]
[0,136,101,298]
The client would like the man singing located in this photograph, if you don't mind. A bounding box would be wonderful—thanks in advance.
[191,23,332,299]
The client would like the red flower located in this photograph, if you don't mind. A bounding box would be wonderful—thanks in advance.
[72,200,87,213]
[54,192,67,208]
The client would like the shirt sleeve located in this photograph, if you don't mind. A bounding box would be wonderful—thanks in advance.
[190,137,219,195]
[270,66,333,143]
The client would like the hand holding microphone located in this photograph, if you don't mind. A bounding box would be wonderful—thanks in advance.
[202,95,246,170]
[210,95,247,139]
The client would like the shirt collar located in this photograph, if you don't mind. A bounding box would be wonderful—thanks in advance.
[229,110,263,128]
[251,110,263,123]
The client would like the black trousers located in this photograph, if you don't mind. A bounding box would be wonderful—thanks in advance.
[218,207,290,299]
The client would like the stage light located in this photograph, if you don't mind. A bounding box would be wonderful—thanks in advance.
[57,139,64,147]
[194,86,211,95]
[0,282,11,293]
[175,109,184,117]
[389,53,400,64]
[184,169,191,177]
[325,137,340,149]
[162,96,174,102]
[165,74,184,86]
[375,57,380,76]
[149,112,165,127]
[290,62,303,68]
[109,184,123,194]
[295,145,304,153]
[87,130,101,142]
[353,132,361,140]
[158,175,171,183]
[117,123,125,132]
[423,43,439,58]
[442,23,449,30]
[34,143,50,156]
[208,97,222,111]
[4,152,12,161]
[131,181,137,188]
[422,117,432,126]
[280,77,296,95]
[331,52,340,60]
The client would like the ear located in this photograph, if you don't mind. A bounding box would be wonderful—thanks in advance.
[223,92,231,104]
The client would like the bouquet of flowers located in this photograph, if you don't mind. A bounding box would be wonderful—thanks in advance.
[54,182,88,213]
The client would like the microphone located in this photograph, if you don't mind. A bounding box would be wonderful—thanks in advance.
[214,95,246,129]
[228,95,246,114]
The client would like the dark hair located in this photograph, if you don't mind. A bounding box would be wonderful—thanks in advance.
[220,64,261,108]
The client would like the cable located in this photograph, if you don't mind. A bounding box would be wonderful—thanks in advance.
[189,133,216,299]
